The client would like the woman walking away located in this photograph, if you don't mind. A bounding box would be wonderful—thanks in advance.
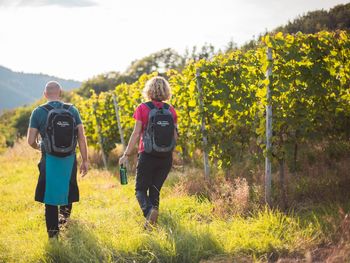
[119,76,178,228]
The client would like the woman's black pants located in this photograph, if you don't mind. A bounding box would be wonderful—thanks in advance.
[135,152,172,218]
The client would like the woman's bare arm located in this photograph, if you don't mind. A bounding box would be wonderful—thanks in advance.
[119,120,143,165]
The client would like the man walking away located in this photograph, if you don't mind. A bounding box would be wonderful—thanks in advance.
[27,81,88,238]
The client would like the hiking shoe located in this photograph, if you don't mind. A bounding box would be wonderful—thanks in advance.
[144,208,159,230]
[147,208,159,225]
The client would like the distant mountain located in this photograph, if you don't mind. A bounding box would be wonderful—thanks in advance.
[0,65,81,111]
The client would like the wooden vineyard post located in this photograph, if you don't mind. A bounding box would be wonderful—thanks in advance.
[265,47,273,206]
[196,68,210,178]
[112,92,129,169]
[112,93,126,149]
[93,102,108,169]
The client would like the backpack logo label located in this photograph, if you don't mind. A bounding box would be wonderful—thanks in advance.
[57,121,70,127]
[156,120,169,127]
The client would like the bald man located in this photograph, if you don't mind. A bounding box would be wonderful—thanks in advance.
[27,81,88,238]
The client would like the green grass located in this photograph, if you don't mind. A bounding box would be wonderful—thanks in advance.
[0,145,336,263]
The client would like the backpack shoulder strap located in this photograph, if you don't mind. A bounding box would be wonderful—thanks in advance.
[63,103,72,110]
[144,101,155,110]
[40,104,54,112]
[163,103,170,110]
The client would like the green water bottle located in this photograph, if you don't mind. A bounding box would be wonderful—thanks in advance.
[119,164,128,185]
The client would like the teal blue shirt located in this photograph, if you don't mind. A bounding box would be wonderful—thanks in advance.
[29,101,82,139]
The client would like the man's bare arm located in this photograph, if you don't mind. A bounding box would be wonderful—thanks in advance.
[27,128,40,150]
[77,124,88,161]
[77,124,88,176]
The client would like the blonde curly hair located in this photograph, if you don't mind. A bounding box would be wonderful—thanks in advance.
[142,76,171,101]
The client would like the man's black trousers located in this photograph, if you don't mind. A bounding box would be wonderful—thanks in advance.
[45,204,72,237]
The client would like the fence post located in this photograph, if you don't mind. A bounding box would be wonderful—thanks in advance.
[93,101,108,169]
[265,47,273,206]
[112,92,130,169]
[112,93,126,149]
[196,68,210,178]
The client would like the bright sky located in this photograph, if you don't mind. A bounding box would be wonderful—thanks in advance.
[0,0,348,81]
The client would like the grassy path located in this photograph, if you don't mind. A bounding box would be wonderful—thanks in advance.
[0,145,324,263]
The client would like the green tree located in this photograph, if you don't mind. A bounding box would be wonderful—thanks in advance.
[125,48,184,81]
[273,3,350,34]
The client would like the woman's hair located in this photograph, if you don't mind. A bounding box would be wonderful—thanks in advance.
[142,76,171,101]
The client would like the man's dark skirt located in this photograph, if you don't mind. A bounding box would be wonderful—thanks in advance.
[35,153,79,206]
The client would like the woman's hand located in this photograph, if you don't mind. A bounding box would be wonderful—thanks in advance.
[119,153,128,166]
[119,121,142,166]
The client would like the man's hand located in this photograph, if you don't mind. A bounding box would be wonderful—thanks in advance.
[27,128,40,150]
[80,160,89,177]
[77,124,88,177]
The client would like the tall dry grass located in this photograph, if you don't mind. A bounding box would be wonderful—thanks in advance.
[1,137,41,161]
[172,169,261,217]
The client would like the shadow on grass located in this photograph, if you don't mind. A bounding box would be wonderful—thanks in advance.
[44,219,110,263]
[156,211,225,263]
[44,213,224,263]
[105,211,225,263]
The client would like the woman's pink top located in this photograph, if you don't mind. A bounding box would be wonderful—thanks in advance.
[133,101,177,153]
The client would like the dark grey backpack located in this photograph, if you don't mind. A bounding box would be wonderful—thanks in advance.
[143,102,176,157]
[40,103,78,157]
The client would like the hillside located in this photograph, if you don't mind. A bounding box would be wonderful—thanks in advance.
[0,65,81,111]
[274,2,350,33]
